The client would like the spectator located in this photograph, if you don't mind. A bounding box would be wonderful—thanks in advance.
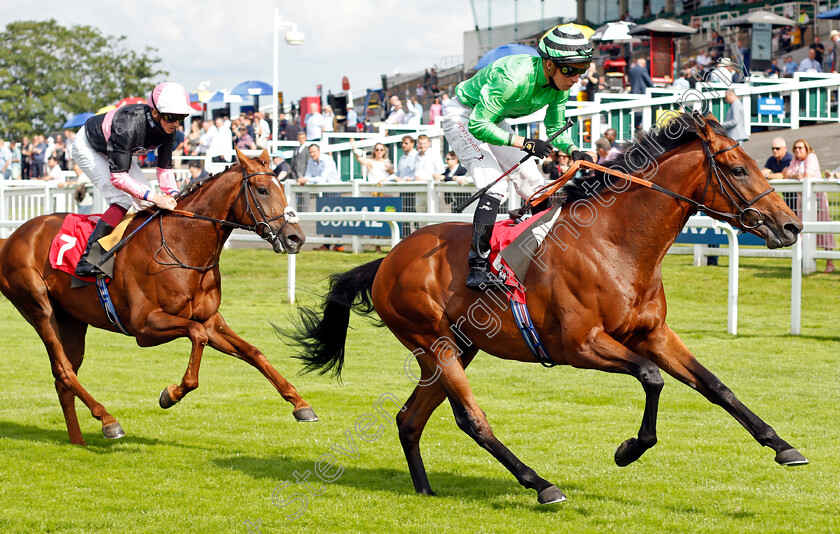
[671,69,691,92]
[710,31,725,57]
[304,103,324,141]
[603,128,619,148]
[721,89,748,144]
[300,143,339,185]
[349,138,393,182]
[394,135,418,181]
[405,96,423,125]
[345,106,358,132]
[695,49,712,69]
[428,96,443,125]
[439,151,469,185]
[594,136,620,164]
[429,68,439,94]
[581,64,600,101]
[783,55,798,77]
[779,26,792,54]
[783,139,835,273]
[207,117,233,162]
[253,111,270,149]
[60,163,93,214]
[797,7,810,44]
[797,48,823,73]
[187,160,210,184]
[170,124,186,169]
[810,36,825,66]
[831,30,840,73]
[708,57,743,84]
[235,126,256,150]
[284,113,302,140]
[766,58,781,78]
[40,155,63,181]
[197,120,215,155]
[385,95,407,125]
[761,137,792,180]
[20,136,31,179]
[271,153,290,181]
[413,134,444,181]
[185,120,202,157]
[322,105,336,135]
[30,135,47,179]
[9,140,21,179]
[630,58,653,94]
[289,131,310,180]
[0,138,11,179]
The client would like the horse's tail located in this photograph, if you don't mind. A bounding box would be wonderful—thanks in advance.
[283,258,384,378]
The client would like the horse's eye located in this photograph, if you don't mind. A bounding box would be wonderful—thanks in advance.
[732,167,747,177]
[257,187,269,195]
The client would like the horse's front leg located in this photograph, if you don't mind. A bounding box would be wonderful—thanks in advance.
[133,310,208,409]
[637,325,808,466]
[202,312,318,422]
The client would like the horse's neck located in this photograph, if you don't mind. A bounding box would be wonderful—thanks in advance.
[558,146,704,274]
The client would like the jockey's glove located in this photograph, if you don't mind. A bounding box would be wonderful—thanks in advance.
[571,150,594,163]
[522,138,552,159]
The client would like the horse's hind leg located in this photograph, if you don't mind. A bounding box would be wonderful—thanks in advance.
[571,330,665,466]
[53,312,89,445]
[397,347,478,496]
[203,313,317,422]
[639,326,807,466]
[10,288,122,442]
[401,333,564,505]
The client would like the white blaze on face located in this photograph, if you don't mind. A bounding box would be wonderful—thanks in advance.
[284,206,299,223]
[272,177,281,189]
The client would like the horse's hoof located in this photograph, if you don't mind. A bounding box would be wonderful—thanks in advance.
[159,386,177,409]
[293,407,319,422]
[775,448,809,466]
[102,422,125,440]
[615,438,638,467]
[537,485,567,505]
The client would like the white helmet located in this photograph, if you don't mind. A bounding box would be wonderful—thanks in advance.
[148,82,193,116]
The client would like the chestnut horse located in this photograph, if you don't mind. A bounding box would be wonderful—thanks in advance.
[288,114,807,504]
[0,148,317,446]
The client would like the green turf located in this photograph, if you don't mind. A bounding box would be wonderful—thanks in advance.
[0,250,837,534]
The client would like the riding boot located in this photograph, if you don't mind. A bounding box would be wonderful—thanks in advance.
[466,195,507,291]
[75,219,113,278]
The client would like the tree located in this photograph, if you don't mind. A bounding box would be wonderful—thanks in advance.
[0,19,167,138]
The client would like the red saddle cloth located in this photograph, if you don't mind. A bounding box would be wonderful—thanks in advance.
[48,214,102,282]
[487,213,547,304]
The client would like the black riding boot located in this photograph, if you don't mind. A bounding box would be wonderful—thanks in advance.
[466,195,507,291]
[75,219,113,278]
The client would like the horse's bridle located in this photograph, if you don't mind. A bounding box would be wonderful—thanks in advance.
[156,165,300,271]
[645,125,775,230]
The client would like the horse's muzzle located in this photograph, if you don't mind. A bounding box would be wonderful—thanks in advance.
[273,230,304,254]
[763,216,802,249]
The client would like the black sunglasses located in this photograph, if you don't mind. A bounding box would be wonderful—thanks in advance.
[159,112,188,123]
[771,147,783,150]
[556,63,590,77]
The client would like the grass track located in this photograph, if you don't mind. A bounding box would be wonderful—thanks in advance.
[0,250,837,533]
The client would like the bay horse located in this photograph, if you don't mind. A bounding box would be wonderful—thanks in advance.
[0,148,317,446]
[288,113,808,504]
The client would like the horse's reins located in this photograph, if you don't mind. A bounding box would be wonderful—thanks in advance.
[97,164,298,272]
[519,131,774,230]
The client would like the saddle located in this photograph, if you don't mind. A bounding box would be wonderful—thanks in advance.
[49,213,136,284]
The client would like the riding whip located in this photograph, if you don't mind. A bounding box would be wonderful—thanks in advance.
[454,118,574,213]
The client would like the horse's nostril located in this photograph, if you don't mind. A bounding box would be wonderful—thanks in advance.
[287,234,302,244]
[784,222,802,236]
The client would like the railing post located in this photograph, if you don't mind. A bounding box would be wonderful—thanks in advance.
[802,176,816,274]
[791,236,802,335]
[287,253,296,304]
[721,222,739,335]
[790,84,800,129]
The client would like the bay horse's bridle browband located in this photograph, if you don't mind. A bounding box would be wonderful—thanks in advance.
[155,164,299,271]
[523,120,776,230]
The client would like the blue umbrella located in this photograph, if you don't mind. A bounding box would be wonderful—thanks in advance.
[474,44,538,70]
[62,112,95,128]
[231,80,274,96]
[818,6,840,18]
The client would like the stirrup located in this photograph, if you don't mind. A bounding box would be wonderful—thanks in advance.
[466,258,507,291]
[75,259,106,278]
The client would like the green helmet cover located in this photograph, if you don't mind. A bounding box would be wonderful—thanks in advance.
[538,25,593,65]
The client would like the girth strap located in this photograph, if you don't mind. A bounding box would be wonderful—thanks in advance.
[95,277,130,336]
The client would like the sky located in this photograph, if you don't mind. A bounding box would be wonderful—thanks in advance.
[2,0,576,108]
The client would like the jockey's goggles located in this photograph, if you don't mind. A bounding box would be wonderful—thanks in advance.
[555,63,590,77]
[159,112,188,123]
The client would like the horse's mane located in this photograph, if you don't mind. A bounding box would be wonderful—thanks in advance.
[175,162,244,205]
[556,112,728,207]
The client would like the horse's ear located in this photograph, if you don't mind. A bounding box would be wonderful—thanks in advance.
[258,149,270,166]
[692,111,716,143]
[234,146,248,167]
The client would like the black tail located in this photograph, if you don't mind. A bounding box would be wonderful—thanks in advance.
[283,258,384,378]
